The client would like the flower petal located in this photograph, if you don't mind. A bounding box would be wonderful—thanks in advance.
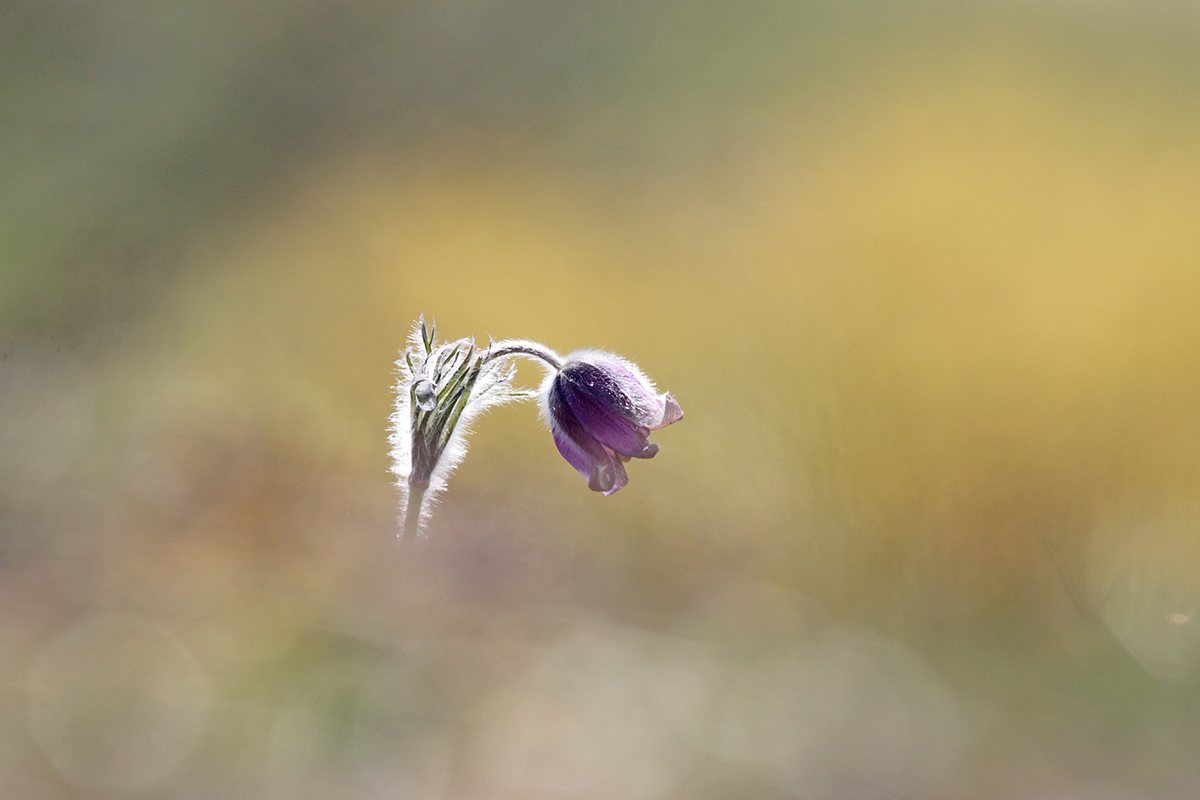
[547,379,628,494]
[557,371,660,459]
[655,393,684,429]
[559,352,671,429]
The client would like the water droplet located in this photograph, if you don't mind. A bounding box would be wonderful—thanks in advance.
[414,380,436,411]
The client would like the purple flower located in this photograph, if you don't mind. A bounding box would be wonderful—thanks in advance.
[541,350,683,495]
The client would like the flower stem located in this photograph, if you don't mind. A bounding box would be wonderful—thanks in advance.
[400,484,425,542]
[483,340,563,371]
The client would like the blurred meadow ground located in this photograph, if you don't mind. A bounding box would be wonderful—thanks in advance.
[4,1,1200,797]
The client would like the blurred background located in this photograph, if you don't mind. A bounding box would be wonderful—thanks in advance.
[4,0,1200,797]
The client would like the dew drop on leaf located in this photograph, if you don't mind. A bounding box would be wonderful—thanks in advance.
[414,380,436,411]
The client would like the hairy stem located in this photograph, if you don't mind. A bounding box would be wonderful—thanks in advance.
[400,484,426,542]
[483,339,563,371]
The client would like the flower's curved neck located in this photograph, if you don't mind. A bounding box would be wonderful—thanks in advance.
[483,339,563,372]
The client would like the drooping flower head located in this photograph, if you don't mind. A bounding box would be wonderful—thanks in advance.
[540,350,683,495]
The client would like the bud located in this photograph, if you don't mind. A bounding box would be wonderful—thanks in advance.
[389,318,527,538]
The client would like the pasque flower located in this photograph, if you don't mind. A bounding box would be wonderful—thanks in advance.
[541,351,683,495]
[392,318,681,538]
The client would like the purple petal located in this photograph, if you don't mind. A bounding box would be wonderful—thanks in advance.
[560,353,683,431]
[655,393,683,429]
[547,379,628,494]
[557,372,660,459]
